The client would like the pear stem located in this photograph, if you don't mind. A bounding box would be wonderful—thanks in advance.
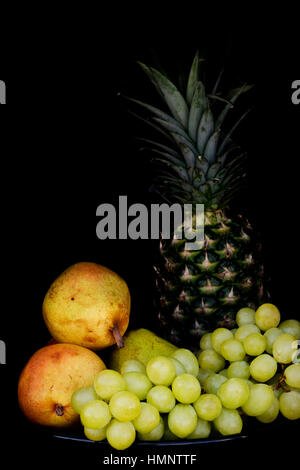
[112,326,124,349]
[55,404,64,416]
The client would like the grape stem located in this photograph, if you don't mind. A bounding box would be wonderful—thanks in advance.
[274,364,291,392]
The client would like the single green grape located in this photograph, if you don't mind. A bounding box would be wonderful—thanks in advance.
[80,399,111,429]
[169,357,187,376]
[137,417,164,441]
[264,328,283,354]
[211,328,234,354]
[272,333,297,364]
[235,324,260,343]
[168,404,197,438]
[197,368,212,386]
[84,425,107,441]
[220,339,245,362]
[213,408,243,436]
[245,379,256,388]
[71,386,98,414]
[133,402,160,434]
[227,361,250,380]
[243,333,266,356]
[198,349,225,372]
[123,372,152,400]
[193,393,222,421]
[187,418,211,439]
[146,356,176,386]
[171,373,201,404]
[147,385,176,413]
[217,378,250,409]
[94,369,126,401]
[219,369,229,378]
[121,359,146,375]
[236,308,256,327]
[279,391,300,420]
[203,373,227,394]
[171,349,199,377]
[278,319,300,340]
[284,364,300,388]
[250,354,277,382]
[256,396,280,423]
[200,333,213,350]
[106,419,136,450]
[109,391,141,422]
[255,303,281,331]
[242,384,274,416]
[162,415,178,441]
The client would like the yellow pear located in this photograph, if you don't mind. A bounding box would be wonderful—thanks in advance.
[42,262,130,350]
[108,328,177,372]
[18,343,106,427]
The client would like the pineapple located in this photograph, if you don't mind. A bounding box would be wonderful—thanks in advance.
[129,52,269,349]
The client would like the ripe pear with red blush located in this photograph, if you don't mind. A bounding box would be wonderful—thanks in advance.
[18,343,106,427]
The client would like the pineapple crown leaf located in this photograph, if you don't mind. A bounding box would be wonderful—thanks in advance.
[186,50,206,105]
[214,84,254,131]
[217,106,253,156]
[137,62,189,128]
[128,52,254,208]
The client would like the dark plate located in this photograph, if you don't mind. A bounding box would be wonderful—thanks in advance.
[52,429,248,447]
[50,414,292,447]
[50,413,299,448]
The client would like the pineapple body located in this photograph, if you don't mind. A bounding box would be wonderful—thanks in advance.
[155,210,266,348]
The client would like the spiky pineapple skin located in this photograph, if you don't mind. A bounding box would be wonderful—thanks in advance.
[154,210,268,349]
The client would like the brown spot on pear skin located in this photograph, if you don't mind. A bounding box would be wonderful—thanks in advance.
[83,336,96,344]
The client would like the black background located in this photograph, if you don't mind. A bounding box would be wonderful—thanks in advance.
[1,10,299,468]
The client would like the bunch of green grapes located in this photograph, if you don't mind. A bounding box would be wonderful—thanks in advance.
[71,350,206,449]
[71,304,300,450]
[199,304,300,424]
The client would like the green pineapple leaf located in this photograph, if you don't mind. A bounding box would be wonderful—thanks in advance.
[138,62,189,129]
[171,135,197,169]
[215,84,253,130]
[195,155,209,174]
[197,107,214,154]
[207,94,234,106]
[217,107,253,156]
[169,131,199,157]
[124,96,184,129]
[204,129,221,164]
[128,109,175,144]
[211,67,224,95]
[186,50,204,105]
[152,117,194,143]
[206,161,223,180]
[155,158,190,182]
[136,137,182,159]
[188,81,207,141]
